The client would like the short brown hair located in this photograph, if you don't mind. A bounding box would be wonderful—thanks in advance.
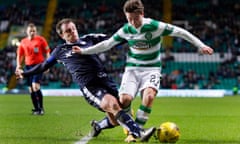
[123,0,144,13]
[27,23,36,28]
[56,18,74,35]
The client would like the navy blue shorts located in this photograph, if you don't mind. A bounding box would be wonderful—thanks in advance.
[81,76,119,112]
[25,65,43,86]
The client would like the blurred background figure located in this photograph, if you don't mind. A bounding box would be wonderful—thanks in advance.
[15,23,50,115]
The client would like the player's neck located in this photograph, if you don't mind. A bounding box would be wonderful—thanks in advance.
[66,39,79,44]
[28,35,35,40]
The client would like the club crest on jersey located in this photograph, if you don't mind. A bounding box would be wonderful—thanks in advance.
[145,32,152,40]
[65,51,73,58]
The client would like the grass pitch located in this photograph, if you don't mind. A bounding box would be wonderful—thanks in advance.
[0,94,240,144]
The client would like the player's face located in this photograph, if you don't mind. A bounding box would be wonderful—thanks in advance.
[125,12,143,28]
[60,22,79,43]
[26,27,37,39]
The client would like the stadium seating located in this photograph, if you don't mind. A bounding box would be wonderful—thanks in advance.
[0,0,239,91]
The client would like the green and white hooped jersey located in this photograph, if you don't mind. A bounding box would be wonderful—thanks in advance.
[81,18,206,70]
[113,18,174,70]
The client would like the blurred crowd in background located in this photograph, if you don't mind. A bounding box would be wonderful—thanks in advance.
[0,0,239,90]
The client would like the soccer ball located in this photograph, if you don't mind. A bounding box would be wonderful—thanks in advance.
[156,122,180,143]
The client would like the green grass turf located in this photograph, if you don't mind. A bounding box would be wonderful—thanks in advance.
[0,95,240,144]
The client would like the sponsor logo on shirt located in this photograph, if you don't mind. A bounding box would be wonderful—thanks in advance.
[132,41,150,49]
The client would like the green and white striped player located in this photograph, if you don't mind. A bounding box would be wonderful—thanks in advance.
[72,0,213,142]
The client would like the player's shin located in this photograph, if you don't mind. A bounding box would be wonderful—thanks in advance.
[115,110,141,138]
[135,104,151,128]
[35,90,43,109]
[96,116,115,130]
[30,92,38,110]
[122,104,134,135]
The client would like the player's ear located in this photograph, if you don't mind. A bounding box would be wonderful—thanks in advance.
[58,33,64,39]
[24,27,28,35]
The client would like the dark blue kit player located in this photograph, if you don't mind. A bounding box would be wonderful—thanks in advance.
[15,18,155,142]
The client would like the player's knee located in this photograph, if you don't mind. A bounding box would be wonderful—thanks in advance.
[120,94,133,106]
[101,94,120,111]
[111,102,120,111]
[32,83,40,91]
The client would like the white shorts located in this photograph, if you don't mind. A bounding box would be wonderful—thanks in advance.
[119,69,161,98]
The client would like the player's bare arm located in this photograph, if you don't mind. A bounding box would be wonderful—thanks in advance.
[15,55,24,72]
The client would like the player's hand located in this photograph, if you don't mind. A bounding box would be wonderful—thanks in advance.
[200,46,214,55]
[15,69,24,79]
[15,66,22,72]
[15,67,22,75]
[72,46,82,54]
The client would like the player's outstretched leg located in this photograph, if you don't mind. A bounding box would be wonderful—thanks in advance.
[90,116,115,137]
[123,107,134,135]
[115,110,156,142]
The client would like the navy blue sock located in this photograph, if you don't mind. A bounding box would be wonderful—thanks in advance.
[35,90,43,109]
[30,92,38,110]
[115,110,141,137]
[97,116,115,130]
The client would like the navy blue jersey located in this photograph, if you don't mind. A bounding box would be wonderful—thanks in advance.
[51,34,108,87]
[23,34,112,88]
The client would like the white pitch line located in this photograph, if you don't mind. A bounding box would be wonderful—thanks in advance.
[74,133,93,144]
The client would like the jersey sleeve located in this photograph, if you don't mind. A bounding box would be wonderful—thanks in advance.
[81,31,123,55]
[40,36,50,53]
[49,46,59,58]
[159,21,206,49]
[158,22,174,36]
[81,33,108,44]
[113,27,127,43]
[23,55,57,77]
[17,41,25,56]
